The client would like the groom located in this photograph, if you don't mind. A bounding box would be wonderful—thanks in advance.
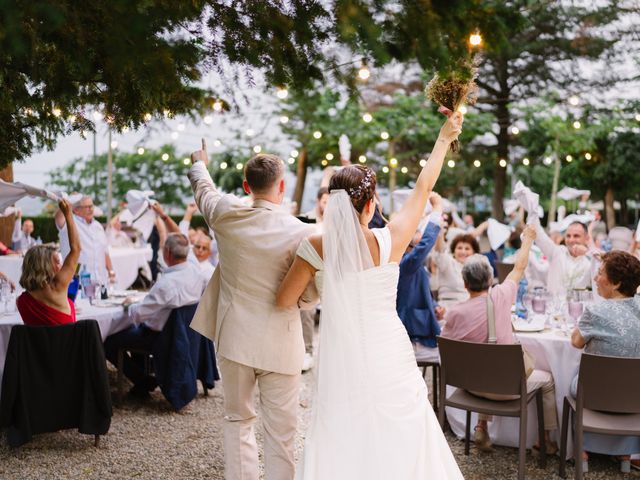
[188,140,317,480]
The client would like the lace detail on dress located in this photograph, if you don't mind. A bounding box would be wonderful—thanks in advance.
[371,227,392,265]
[296,238,323,271]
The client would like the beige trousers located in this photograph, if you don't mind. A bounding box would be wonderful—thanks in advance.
[219,356,301,480]
[300,309,315,355]
[476,369,558,430]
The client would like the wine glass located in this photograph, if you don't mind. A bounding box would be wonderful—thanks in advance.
[84,282,97,305]
[532,296,547,315]
[568,300,584,326]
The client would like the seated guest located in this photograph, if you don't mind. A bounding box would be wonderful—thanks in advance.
[432,231,480,308]
[106,213,135,248]
[397,193,443,357]
[532,218,592,296]
[103,233,207,397]
[441,225,558,453]
[17,200,80,326]
[12,210,37,253]
[193,232,215,279]
[570,250,640,472]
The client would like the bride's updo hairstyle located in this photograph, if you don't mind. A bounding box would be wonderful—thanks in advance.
[329,165,377,213]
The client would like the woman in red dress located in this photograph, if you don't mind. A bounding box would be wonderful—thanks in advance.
[17,199,81,326]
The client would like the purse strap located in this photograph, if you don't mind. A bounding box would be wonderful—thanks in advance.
[486,286,497,344]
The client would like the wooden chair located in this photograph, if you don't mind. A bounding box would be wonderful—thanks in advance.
[559,353,640,479]
[438,337,546,480]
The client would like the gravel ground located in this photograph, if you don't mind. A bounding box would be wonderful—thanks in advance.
[1,363,636,479]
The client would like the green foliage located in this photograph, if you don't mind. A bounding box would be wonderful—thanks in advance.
[47,145,193,210]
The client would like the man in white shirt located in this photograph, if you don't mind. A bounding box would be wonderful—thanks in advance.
[192,232,215,280]
[103,232,207,396]
[533,219,593,296]
[11,210,36,253]
[55,195,115,284]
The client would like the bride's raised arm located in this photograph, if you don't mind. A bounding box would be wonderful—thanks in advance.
[387,113,462,261]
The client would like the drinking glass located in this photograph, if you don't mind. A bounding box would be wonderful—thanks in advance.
[84,282,97,305]
[568,300,584,325]
[532,296,547,315]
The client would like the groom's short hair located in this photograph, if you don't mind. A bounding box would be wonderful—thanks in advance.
[245,154,284,193]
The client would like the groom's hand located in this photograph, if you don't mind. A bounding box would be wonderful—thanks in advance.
[191,138,209,166]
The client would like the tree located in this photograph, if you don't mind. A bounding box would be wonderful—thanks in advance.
[2,0,509,166]
[470,0,636,219]
[48,145,194,210]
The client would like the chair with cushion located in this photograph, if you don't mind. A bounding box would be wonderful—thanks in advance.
[438,337,546,480]
[117,303,220,410]
[558,353,640,479]
[0,319,112,448]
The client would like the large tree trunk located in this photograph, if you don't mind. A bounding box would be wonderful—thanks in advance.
[291,147,307,215]
[604,187,615,230]
[492,102,510,222]
[0,164,14,246]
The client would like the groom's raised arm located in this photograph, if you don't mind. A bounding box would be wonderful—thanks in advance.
[188,139,223,222]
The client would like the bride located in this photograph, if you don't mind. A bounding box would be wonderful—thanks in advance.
[276,112,464,479]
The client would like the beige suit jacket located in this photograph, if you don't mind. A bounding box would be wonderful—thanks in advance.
[188,162,316,375]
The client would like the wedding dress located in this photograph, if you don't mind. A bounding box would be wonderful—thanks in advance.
[295,190,463,479]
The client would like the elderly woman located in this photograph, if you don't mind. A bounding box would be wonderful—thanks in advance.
[17,200,80,326]
[441,225,558,453]
[431,232,480,308]
[570,250,640,473]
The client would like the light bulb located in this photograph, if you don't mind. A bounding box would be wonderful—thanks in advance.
[203,115,213,125]
[236,163,244,170]
[137,147,145,155]
[573,121,581,129]
[390,158,398,168]
[326,153,334,160]
[380,131,389,140]
[220,162,227,169]
[566,155,573,162]
[110,141,118,149]
[253,145,262,154]
[585,152,592,160]
[382,166,389,173]
[183,158,190,165]
[419,159,427,167]
[400,166,408,174]
[469,33,482,47]
[359,155,367,163]
[161,153,169,161]
[473,160,481,168]
[276,87,288,99]
[280,115,289,124]
[447,160,456,168]
[499,159,507,168]
[313,131,322,139]
[213,101,223,112]
[290,149,299,158]
[522,158,530,166]
[362,113,373,123]
[568,96,580,106]
[357,66,370,80]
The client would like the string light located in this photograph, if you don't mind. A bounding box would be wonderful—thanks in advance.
[357,65,371,81]
[362,113,373,123]
[203,115,213,125]
[52,108,62,117]
[473,160,481,168]
[161,153,169,161]
[321,159,328,166]
[236,163,244,170]
[163,109,172,118]
[326,153,334,160]
[382,166,389,173]
[110,141,118,149]
[287,157,295,164]
[585,152,592,160]
[400,166,409,174]
[380,131,390,140]
[183,158,190,165]
[568,96,580,106]
[447,160,456,168]
[458,106,468,114]
[419,159,427,167]
[143,113,152,122]
[543,156,553,165]
[276,87,289,99]
[511,126,520,135]
[280,115,289,124]
[177,123,185,132]
[67,114,76,123]
[635,114,640,122]
[220,162,227,169]
[213,140,222,147]
[122,126,130,133]
[253,145,262,153]
[171,132,179,140]
[137,147,145,155]
[499,159,507,168]
[313,131,322,139]
[566,155,573,162]
[213,101,223,112]
[359,155,367,163]
[469,32,483,47]
[573,121,581,129]
[246,128,255,137]
[522,158,530,166]
[389,158,398,168]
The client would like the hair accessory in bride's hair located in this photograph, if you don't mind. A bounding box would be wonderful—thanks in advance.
[347,169,373,199]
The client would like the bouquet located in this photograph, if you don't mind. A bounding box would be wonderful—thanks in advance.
[426,65,478,152]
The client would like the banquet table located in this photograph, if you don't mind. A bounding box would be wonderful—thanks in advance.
[0,299,134,397]
[445,327,583,458]
[0,246,152,292]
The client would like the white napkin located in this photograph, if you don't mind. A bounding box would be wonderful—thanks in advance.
[549,213,595,233]
[126,190,155,217]
[512,181,542,224]
[557,186,591,201]
[0,179,61,211]
[503,199,519,217]
[487,218,512,251]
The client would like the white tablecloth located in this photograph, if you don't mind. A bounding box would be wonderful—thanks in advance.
[108,246,152,291]
[446,329,582,458]
[0,299,133,397]
[0,255,25,292]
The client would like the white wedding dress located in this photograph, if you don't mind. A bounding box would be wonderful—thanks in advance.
[295,191,463,480]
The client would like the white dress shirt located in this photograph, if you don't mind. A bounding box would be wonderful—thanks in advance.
[532,219,592,296]
[128,260,207,331]
[58,214,108,283]
[198,259,215,280]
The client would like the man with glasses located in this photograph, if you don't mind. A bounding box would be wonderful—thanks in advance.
[192,232,215,279]
[55,195,115,285]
